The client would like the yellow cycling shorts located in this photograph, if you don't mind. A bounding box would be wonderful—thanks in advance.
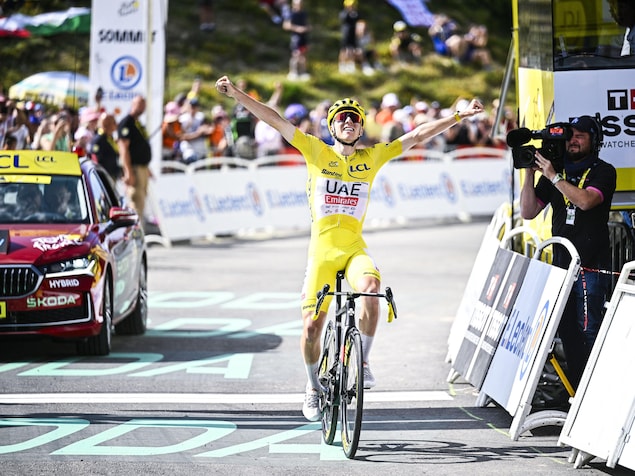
[300,231,381,315]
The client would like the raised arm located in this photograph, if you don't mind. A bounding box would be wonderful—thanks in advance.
[398,98,484,151]
[215,76,296,143]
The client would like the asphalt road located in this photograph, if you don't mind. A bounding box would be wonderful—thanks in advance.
[0,218,632,475]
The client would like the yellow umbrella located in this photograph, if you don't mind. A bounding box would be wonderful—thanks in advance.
[8,71,90,109]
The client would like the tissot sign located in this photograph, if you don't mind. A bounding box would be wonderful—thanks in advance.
[555,70,635,169]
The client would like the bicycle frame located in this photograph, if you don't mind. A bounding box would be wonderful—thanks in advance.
[314,270,397,458]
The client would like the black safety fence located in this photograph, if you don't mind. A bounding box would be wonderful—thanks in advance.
[608,218,635,294]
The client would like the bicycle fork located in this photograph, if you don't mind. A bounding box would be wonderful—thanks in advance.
[331,273,353,408]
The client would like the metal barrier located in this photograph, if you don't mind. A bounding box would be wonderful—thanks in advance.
[514,215,635,297]
[608,221,635,293]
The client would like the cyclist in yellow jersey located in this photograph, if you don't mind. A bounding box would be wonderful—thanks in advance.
[215,75,484,421]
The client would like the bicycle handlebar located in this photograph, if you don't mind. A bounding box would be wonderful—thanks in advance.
[385,287,397,323]
[314,283,330,319]
[313,284,398,322]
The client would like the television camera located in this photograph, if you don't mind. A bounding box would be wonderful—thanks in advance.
[506,123,572,171]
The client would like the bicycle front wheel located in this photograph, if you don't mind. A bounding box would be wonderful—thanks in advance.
[318,321,338,445]
[341,327,364,459]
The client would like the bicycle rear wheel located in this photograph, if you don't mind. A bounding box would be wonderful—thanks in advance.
[318,321,338,445]
[341,327,364,459]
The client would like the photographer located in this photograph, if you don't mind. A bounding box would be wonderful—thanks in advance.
[40,112,72,152]
[519,116,616,390]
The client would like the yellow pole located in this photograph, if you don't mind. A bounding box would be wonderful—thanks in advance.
[550,353,575,397]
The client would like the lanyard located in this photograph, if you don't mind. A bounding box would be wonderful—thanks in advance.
[106,135,119,154]
[562,168,591,208]
[135,119,148,140]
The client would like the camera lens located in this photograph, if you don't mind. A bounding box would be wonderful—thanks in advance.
[512,145,537,169]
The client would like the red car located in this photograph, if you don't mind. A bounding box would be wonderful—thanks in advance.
[0,150,147,355]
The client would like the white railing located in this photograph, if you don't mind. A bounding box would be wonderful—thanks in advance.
[160,147,510,174]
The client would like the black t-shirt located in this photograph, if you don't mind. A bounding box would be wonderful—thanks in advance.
[117,114,152,166]
[535,158,616,268]
[89,132,120,179]
[339,9,359,47]
[289,10,309,50]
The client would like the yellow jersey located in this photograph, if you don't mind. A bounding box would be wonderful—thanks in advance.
[291,129,403,238]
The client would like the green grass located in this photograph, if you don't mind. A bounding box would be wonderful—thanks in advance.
[1,0,515,113]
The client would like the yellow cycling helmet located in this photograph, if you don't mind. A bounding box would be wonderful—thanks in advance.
[327,98,366,128]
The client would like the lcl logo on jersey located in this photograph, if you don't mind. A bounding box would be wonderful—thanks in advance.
[607,89,635,110]
[348,161,371,180]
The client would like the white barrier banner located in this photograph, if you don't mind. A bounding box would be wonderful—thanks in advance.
[468,252,530,388]
[154,167,310,240]
[151,173,208,241]
[447,206,508,366]
[558,262,635,471]
[447,159,512,215]
[451,247,515,382]
[480,259,567,413]
[152,158,510,242]
[370,161,465,219]
[247,167,310,231]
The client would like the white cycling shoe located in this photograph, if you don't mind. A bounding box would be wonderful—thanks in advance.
[363,364,376,389]
[302,383,320,421]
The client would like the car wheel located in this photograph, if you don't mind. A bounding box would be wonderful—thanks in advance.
[77,273,113,356]
[115,258,148,335]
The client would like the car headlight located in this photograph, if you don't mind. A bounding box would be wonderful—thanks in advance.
[44,255,97,276]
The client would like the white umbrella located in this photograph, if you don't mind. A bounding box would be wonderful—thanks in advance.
[8,71,90,108]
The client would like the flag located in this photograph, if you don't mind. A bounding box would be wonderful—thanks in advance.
[0,14,30,37]
[0,7,90,38]
[386,0,435,27]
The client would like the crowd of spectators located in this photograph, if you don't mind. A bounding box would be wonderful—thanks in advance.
[158,80,516,167]
[253,2,493,75]
[190,2,494,78]
[1,86,512,178]
[1,2,501,170]
[428,14,493,69]
[0,93,100,157]
[0,89,143,186]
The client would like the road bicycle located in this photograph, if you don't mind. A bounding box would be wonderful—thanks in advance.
[314,270,397,459]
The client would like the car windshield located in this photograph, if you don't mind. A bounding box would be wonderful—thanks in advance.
[0,176,90,224]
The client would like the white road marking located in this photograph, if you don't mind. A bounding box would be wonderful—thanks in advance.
[0,391,451,404]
